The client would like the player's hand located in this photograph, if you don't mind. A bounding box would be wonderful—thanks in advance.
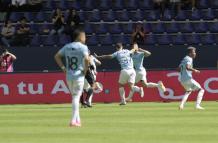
[194,69,200,73]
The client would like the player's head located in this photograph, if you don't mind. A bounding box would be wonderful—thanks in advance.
[132,42,139,52]
[115,43,123,51]
[72,28,86,44]
[187,46,196,59]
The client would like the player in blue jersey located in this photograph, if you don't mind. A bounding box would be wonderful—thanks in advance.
[126,43,166,102]
[178,47,205,110]
[54,29,89,127]
[95,43,144,105]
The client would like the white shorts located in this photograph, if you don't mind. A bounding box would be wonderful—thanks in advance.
[135,69,147,83]
[118,69,136,85]
[83,79,91,91]
[67,79,84,96]
[180,79,202,92]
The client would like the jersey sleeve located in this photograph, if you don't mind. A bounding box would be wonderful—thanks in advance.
[82,45,89,57]
[111,51,117,58]
[186,58,192,66]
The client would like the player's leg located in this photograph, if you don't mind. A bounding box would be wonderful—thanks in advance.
[67,80,84,127]
[118,70,129,105]
[191,79,205,110]
[179,80,193,110]
[179,91,192,110]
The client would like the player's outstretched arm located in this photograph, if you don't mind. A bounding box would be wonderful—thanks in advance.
[94,53,113,60]
[138,48,151,57]
[186,64,200,73]
[54,52,66,73]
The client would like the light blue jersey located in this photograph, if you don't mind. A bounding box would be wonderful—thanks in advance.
[132,52,145,71]
[179,56,193,82]
[112,49,134,70]
[58,42,89,81]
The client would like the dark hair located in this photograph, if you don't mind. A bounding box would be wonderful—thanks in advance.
[71,28,85,42]
[20,16,27,21]
[187,47,196,54]
[115,43,123,49]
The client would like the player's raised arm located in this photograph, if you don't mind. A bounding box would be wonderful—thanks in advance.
[54,52,66,73]
[138,48,151,57]
[186,64,200,73]
[94,53,113,60]
[94,57,101,66]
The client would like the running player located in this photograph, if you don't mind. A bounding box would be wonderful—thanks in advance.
[95,43,144,105]
[54,29,89,127]
[178,47,205,110]
[126,43,166,102]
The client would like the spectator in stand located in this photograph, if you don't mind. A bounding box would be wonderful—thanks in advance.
[0,48,16,72]
[170,0,181,17]
[50,8,65,35]
[1,20,15,47]
[182,0,196,10]
[14,17,30,46]
[65,9,81,35]
[11,0,26,6]
[131,22,146,46]
[153,0,167,18]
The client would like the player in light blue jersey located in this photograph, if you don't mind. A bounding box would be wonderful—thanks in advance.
[95,43,144,105]
[54,29,89,127]
[126,43,166,102]
[178,47,205,110]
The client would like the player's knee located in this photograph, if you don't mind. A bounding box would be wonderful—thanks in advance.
[199,89,205,94]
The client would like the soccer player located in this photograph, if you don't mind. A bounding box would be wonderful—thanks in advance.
[126,43,166,102]
[95,43,144,105]
[178,47,205,110]
[54,29,89,127]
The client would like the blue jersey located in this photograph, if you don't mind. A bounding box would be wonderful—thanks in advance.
[58,42,89,81]
[132,52,145,71]
[112,49,134,70]
[179,56,193,82]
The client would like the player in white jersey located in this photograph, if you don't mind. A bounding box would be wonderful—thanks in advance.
[54,29,89,127]
[126,43,166,102]
[178,47,205,110]
[95,43,144,105]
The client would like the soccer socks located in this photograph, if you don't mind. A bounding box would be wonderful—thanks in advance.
[119,87,126,103]
[180,91,191,109]
[146,82,159,88]
[126,90,134,101]
[72,95,81,124]
[196,89,205,108]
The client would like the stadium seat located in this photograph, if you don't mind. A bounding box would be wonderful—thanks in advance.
[193,22,208,33]
[84,23,93,34]
[113,35,129,44]
[36,11,46,22]
[172,34,185,45]
[165,23,179,33]
[208,22,218,33]
[111,0,123,10]
[93,23,107,34]
[146,11,159,21]
[70,0,81,10]
[24,12,34,22]
[115,10,129,21]
[44,0,56,10]
[99,0,112,10]
[175,10,187,21]
[108,23,122,34]
[98,34,113,45]
[202,9,215,20]
[60,0,68,10]
[58,34,71,46]
[30,24,38,34]
[101,10,115,22]
[198,0,209,9]
[151,23,165,33]
[81,0,95,10]
[157,35,172,45]
[200,34,215,45]
[179,23,193,33]
[145,34,156,45]
[87,35,98,45]
[190,10,202,20]
[130,10,144,21]
[43,35,57,46]
[85,10,101,22]
[30,35,41,46]
[138,0,152,10]
[210,0,218,8]
[185,34,201,45]
[38,23,52,34]
[121,23,133,34]
[124,0,138,10]
[162,10,173,21]
[9,12,22,22]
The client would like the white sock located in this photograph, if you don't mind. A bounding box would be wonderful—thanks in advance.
[119,87,125,103]
[126,90,134,100]
[196,89,204,107]
[88,94,93,105]
[180,92,191,108]
[72,95,81,123]
[146,82,159,88]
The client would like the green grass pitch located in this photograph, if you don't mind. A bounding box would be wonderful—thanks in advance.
[0,102,218,143]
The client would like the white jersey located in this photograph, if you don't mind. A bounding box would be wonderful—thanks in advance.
[112,49,134,70]
[58,42,89,81]
[132,51,145,71]
[179,56,193,82]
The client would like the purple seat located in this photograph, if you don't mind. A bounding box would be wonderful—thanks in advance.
[30,24,38,34]
[172,34,185,45]
[85,10,100,22]
[198,0,209,9]
[202,9,215,20]
[121,23,133,34]
[45,0,56,10]
[185,34,201,45]
[175,10,187,21]
[84,23,93,34]
[99,0,112,10]
[60,0,68,10]
[138,0,152,10]
[193,22,208,33]
[81,0,95,10]
[116,10,129,21]
[163,10,173,21]
[111,0,123,10]
[146,11,159,21]
[93,24,107,34]
[113,35,129,44]
[101,10,115,22]
[165,23,179,33]
[58,34,71,46]
[87,35,98,45]
[108,23,122,34]
[179,23,193,33]
[151,23,165,33]
[209,22,218,33]
[24,12,34,22]
[10,12,22,22]
[30,35,41,46]
[157,35,171,45]
[36,11,46,22]
[189,10,201,20]
[98,34,113,45]
[145,34,156,45]
[124,0,137,10]
[210,0,218,8]
[200,34,215,45]
[130,10,144,21]
[43,35,57,46]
